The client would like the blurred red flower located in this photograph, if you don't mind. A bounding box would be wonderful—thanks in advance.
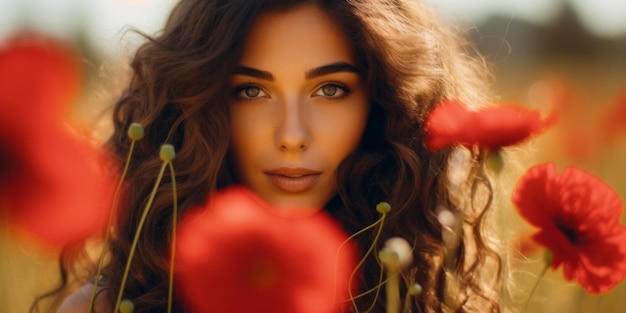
[512,163,626,293]
[175,186,356,313]
[0,32,81,120]
[539,77,599,162]
[424,99,557,150]
[598,88,626,145]
[0,33,114,248]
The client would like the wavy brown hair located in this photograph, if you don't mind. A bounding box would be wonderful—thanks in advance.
[36,0,503,312]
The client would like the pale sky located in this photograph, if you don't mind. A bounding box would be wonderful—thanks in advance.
[0,0,625,56]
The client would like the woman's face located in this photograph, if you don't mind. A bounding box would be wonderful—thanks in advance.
[229,5,370,210]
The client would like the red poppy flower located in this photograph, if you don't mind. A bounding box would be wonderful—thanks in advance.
[512,163,626,293]
[0,32,81,120]
[175,186,356,313]
[598,88,626,145]
[424,99,557,150]
[539,77,600,162]
[0,33,114,248]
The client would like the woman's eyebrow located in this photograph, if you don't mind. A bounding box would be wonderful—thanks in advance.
[305,62,360,79]
[233,62,361,81]
[233,66,274,81]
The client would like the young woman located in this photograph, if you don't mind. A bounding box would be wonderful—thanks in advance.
[47,0,503,312]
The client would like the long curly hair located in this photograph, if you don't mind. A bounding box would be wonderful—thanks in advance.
[37,0,503,312]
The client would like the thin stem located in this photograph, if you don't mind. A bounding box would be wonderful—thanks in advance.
[385,270,400,313]
[88,139,136,313]
[522,263,549,313]
[402,288,412,313]
[166,161,178,313]
[362,259,385,313]
[350,274,392,301]
[349,213,387,313]
[333,215,384,306]
[113,162,168,313]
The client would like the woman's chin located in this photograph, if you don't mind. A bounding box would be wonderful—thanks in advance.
[236,185,328,218]
[269,202,324,218]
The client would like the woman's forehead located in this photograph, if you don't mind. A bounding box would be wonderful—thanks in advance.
[238,5,356,71]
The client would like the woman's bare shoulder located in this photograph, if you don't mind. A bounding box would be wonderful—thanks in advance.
[56,282,111,313]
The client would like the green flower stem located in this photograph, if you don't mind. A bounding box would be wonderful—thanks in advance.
[402,288,412,313]
[402,284,421,313]
[88,139,137,313]
[348,212,387,313]
[166,161,178,313]
[333,215,384,305]
[385,269,400,313]
[113,161,168,313]
[350,274,392,302]
[522,261,549,313]
[361,262,386,313]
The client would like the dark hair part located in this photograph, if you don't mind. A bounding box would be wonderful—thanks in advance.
[35,0,502,312]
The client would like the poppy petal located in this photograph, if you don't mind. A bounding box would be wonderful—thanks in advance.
[565,227,626,293]
[513,162,626,293]
[0,33,81,120]
[512,163,561,228]
[425,99,556,150]
[0,33,113,248]
[175,186,356,313]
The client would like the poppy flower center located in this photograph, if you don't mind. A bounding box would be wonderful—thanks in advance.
[0,145,19,185]
[249,259,277,289]
[556,222,579,244]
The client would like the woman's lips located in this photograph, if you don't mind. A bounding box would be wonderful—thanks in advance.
[264,168,321,193]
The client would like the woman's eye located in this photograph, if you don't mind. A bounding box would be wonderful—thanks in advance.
[313,83,349,98]
[234,85,268,99]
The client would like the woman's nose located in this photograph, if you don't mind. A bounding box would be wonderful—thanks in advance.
[275,99,310,152]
